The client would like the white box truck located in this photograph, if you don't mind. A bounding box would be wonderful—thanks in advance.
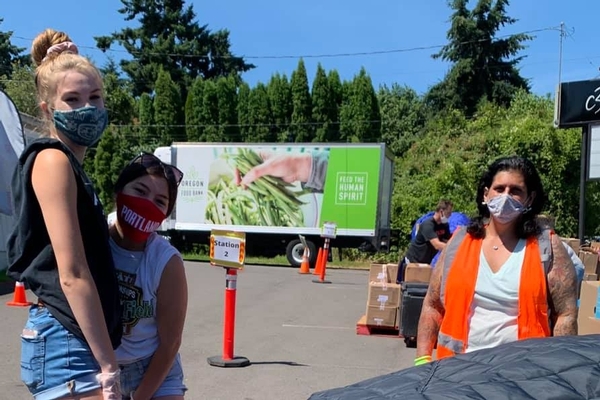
[154,142,394,267]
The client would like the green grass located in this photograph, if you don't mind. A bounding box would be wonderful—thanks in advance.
[181,253,372,270]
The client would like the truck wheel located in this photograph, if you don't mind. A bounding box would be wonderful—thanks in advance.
[286,239,317,268]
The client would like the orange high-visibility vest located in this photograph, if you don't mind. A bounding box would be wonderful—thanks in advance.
[436,228,552,360]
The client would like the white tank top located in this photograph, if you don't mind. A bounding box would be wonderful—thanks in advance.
[110,232,181,363]
[466,238,526,353]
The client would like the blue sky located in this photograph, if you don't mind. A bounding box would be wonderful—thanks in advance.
[2,0,598,96]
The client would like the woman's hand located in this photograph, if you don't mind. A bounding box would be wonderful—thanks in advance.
[236,152,312,187]
[96,369,122,400]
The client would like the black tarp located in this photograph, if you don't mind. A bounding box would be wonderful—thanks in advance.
[309,334,600,400]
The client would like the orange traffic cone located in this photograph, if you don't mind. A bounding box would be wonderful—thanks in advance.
[313,248,324,276]
[298,247,311,274]
[7,281,32,307]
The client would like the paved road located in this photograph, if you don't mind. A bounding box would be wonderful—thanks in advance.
[0,263,417,399]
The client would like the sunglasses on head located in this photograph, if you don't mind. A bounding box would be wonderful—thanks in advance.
[130,152,184,187]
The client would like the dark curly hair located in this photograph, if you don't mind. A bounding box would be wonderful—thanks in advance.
[467,156,546,239]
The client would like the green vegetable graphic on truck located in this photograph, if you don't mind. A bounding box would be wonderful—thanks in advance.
[153,143,394,268]
[206,148,312,227]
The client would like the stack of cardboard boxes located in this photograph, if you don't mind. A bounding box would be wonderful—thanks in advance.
[562,237,600,335]
[579,280,600,335]
[364,263,400,328]
[363,262,432,329]
[574,239,600,280]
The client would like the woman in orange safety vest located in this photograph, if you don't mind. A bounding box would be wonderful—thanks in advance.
[414,156,578,366]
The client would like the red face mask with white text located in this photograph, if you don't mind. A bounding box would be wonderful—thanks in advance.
[116,193,166,243]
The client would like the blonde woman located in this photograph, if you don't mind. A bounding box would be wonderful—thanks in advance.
[7,29,122,399]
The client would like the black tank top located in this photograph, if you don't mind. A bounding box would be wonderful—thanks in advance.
[6,138,122,349]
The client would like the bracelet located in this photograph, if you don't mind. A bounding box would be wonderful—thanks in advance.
[414,355,432,366]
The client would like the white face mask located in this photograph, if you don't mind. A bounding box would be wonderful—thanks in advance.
[486,194,526,224]
[440,216,449,224]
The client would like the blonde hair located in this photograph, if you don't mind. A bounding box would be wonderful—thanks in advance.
[32,29,103,114]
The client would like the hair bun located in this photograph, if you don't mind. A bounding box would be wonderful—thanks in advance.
[31,28,75,67]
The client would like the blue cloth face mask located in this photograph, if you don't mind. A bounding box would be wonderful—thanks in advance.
[53,106,108,147]
[486,194,526,224]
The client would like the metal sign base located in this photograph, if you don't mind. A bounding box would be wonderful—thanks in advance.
[312,278,332,284]
[207,355,251,368]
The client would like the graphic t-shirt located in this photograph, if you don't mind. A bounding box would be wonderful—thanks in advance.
[405,217,451,264]
[110,232,180,364]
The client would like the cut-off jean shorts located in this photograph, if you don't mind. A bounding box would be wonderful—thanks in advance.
[120,353,187,398]
[20,305,101,400]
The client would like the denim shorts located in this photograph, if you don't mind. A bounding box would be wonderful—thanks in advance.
[20,305,101,400]
[120,353,187,398]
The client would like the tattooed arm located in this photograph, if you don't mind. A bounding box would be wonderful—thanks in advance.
[415,250,445,358]
[548,233,578,336]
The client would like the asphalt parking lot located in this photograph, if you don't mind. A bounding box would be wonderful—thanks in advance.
[0,262,417,399]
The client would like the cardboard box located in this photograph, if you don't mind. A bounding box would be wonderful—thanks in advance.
[578,280,600,335]
[561,237,580,254]
[368,264,387,283]
[584,273,598,281]
[368,263,399,283]
[404,263,432,283]
[365,305,397,328]
[578,251,599,275]
[579,317,600,335]
[578,280,599,319]
[385,263,400,283]
[366,282,401,310]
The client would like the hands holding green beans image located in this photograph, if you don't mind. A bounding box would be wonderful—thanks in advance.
[206,148,326,227]
[234,151,313,187]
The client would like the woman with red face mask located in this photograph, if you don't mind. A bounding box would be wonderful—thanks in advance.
[108,153,188,400]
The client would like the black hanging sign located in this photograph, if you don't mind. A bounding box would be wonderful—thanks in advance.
[555,80,600,128]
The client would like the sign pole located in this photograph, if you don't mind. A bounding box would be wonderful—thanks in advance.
[313,222,336,285]
[579,124,589,242]
[207,230,250,368]
[312,237,331,284]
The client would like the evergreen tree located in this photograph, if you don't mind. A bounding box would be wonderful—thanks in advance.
[103,72,136,125]
[0,19,28,83]
[153,69,183,145]
[138,93,156,146]
[95,0,254,96]
[86,70,137,179]
[290,59,312,142]
[200,79,220,142]
[2,63,37,115]
[246,83,274,142]
[425,0,531,116]
[340,68,380,142]
[267,73,293,142]
[378,84,426,156]
[327,69,343,141]
[93,128,128,210]
[217,76,239,141]
[237,82,251,141]
[311,63,335,142]
[185,77,204,141]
